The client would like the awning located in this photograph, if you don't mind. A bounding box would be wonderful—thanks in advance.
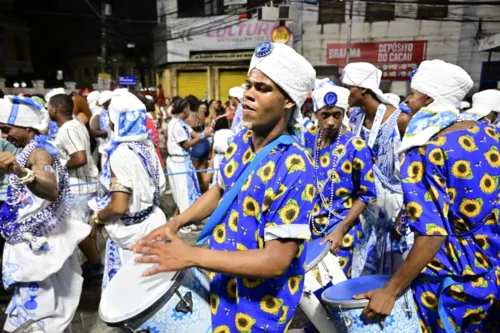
[479,32,500,52]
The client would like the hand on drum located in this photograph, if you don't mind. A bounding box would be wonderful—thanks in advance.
[130,221,179,252]
[353,287,397,325]
[132,227,194,276]
[320,227,344,254]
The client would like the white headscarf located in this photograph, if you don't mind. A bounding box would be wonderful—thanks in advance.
[341,62,397,107]
[229,86,244,99]
[0,96,49,132]
[248,42,316,130]
[213,129,235,154]
[108,91,148,143]
[87,91,100,110]
[384,93,401,107]
[468,89,500,116]
[98,90,113,106]
[312,78,350,112]
[44,88,65,108]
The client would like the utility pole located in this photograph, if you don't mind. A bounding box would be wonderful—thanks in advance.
[346,0,354,64]
[101,2,111,73]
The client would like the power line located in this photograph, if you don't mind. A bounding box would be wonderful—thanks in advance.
[82,0,101,18]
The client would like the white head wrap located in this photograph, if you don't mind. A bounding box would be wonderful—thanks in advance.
[229,86,244,99]
[411,60,473,111]
[248,42,316,129]
[384,93,401,107]
[468,90,500,117]
[98,90,113,106]
[312,78,350,112]
[87,91,100,110]
[44,88,65,107]
[213,129,235,154]
[341,62,397,107]
[458,101,471,110]
[108,91,148,143]
[0,96,49,132]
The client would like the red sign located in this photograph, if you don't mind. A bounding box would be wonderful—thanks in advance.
[327,40,427,80]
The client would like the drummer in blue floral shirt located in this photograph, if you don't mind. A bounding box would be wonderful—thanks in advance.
[133,42,317,332]
[304,80,376,278]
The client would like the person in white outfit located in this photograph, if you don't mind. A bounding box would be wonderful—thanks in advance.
[0,96,90,333]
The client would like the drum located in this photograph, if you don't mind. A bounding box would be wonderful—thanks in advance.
[321,275,421,333]
[99,259,212,333]
[299,238,347,333]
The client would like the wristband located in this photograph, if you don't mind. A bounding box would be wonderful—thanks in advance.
[91,211,104,225]
[199,132,206,139]
[17,168,36,185]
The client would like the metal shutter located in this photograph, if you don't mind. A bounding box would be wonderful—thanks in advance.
[177,70,208,100]
[218,69,248,103]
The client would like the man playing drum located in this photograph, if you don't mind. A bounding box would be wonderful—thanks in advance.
[89,91,167,290]
[304,80,376,279]
[133,42,317,332]
[356,60,500,332]
[0,96,90,332]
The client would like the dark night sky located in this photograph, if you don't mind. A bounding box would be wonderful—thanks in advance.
[3,0,157,79]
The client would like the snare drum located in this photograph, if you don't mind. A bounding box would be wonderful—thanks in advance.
[99,259,212,333]
[299,238,347,333]
[321,275,421,333]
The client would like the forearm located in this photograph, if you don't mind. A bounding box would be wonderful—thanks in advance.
[171,185,222,229]
[182,135,203,149]
[24,167,59,201]
[97,206,124,224]
[384,234,446,295]
[90,128,108,138]
[338,199,366,233]
[66,156,86,169]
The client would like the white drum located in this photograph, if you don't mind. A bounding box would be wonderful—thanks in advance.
[300,238,347,333]
[99,259,212,333]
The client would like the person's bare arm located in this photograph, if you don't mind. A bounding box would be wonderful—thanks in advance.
[65,151,87,169]
[76,112,89,125]
[25,148,59,201]
[89,115,108,138]
[397,112,410,138]
[96,191,130,223]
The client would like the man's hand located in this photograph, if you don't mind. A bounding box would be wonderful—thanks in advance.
[133,228,195,276]
[353,287,397,324]
[0,152,24,177]
[320,225,346,254]
[130,218,181,252]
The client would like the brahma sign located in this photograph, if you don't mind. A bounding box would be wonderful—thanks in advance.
[327,40,427,80]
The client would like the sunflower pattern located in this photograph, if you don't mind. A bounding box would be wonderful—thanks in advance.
[401,122,500,332]
[304,130,376,278]
[209,129,316,332]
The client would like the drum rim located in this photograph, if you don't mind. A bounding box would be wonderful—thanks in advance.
[99,269,184,324]
[304,240,331,272]
[320,297,369,309]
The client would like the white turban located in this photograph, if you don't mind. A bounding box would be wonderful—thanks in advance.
[312,78,350,112]
[468,90,500,117]
[411,60,473,111]
[458,101,470,110]
[108,91,148,143]
[341,62,397,107]
[229,86,244,99]
[248,42,316,129]
[87,91,100,110]
[213,129,235,154]
[0,96,49,132]
[44,88,65,107]
[384,93,401,107]
[98,90,113,106]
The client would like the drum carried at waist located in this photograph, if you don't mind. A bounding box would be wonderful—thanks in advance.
[99,259,212,333]
[321,275,422,333]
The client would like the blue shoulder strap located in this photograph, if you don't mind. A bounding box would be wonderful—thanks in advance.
[196,134,295,245]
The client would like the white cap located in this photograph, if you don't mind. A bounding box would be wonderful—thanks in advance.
[384,93,401,107]
[312,78,350,112]
[213,129,235,154]
[87,91,100,109]
[248,42,316,129]
[341,62,397,107]
[0,96,49,132]
[98,90,113,105]
[229,86,244,99]
[468,89,500,117]
[458,101,471,110]
[44,88,65,107]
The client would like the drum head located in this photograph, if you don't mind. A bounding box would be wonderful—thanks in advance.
[304,238,330,272]
[99,259,179,324]
[321,275,392,309]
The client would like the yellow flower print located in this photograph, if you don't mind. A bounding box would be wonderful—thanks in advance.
[335,187,349,198]
[433,175,446,188]
[342,233,354,247]
[463,264,475,276]
[399,153,406,166]
[420,291,438,311]
[464,307,486,325]
[406,201,423,221]
[458,135,478,152]
[405,161,424,184]
[243,196,260,218]
[485,126,499,141]
[418,146,427,156]
[243,130,253,143]
[467,125,480,134]
[333,144,346,158]
[420,319,430,333]
[242,147,254,165]
[459,198,483,218]
[308,125,318,135]
[262,188,275,212]
[279,305,289,324]
[255,229,264,249]
[480,173,497,194]
[315,216,329,226]
[473,234,490,251]
[213,325,231,333]
[279,199,300,224]
[288,275,303,295]
[445,243,459,263]
[257,160,276,184]
[241,173,253,191]
[210,292,220,315]
[235,312,256,333]
[225,142,237,159]
[229,210,239,232]
[227,278,237,299]
[428,148,445,167]
[224,160,239,179]
[275,184,288,200]
[295,243,304,258]
[447,187,457,204]
[242,278,262,289]
[449,285,467,303]
[424,185,439,202]
[451,160,473,179]
[430,136,446,146]
[352,157,365,171]
[474,251,490,270]
[425,223,447,235]
[341,160,352,174]
[237,243,247,251]
[339,256,348,269]
[320,153,330,168]
[260,294,283,315]
[213,224,226,244]
[452,218,470,234]
[484,146,500,168]
[359,185,368,194]
[331,170,340,183]
[209,271,217,282]
[428,258,445,271]
[285,154,306,173]
[312,203,321,216]
[301,184,316,202]
[343,198,353,209]
[352,138,366,150]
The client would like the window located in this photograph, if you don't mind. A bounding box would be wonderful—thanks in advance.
[177,0,223,17]
[83,68,90,79]
[15,38,27,61]
[318,0,346,25]
[365,1,395,22]
[417,0,448,19]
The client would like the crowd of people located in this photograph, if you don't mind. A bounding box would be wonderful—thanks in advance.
[0,40,499,333]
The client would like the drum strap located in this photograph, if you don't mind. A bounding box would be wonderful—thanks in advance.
[196,134,295,245]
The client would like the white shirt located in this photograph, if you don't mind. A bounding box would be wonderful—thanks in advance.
[55,119,99,195]
[167,117,192,157]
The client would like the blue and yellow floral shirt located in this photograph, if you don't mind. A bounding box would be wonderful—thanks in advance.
[208,129,316,333]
